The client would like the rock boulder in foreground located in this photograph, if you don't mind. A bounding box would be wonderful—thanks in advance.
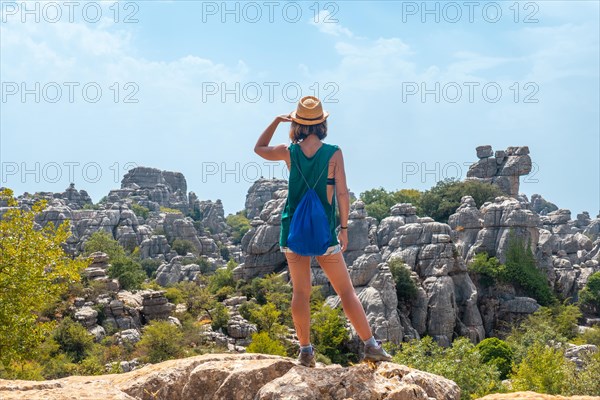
[0,352,460,400]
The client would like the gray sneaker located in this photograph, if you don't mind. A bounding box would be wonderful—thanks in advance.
[361,339,392,362]
[297,350,316,367]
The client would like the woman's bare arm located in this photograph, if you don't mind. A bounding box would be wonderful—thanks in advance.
[333,148,350,228]
[254,115,291,161]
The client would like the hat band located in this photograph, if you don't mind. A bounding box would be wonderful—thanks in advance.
[295,113,324,121]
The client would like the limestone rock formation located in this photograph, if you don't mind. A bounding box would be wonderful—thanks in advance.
[379,203,485,345]
[466,145,532,196]
[0,353,461,400]
[245,178,288,220]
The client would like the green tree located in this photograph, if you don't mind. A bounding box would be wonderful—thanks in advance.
[388,257,418,303]
[210,302,230,332]
[52,317,95,363]
[0,188,88,368]
[359,187,422,222]
[83,230,126,261]
[136,320,184,363]
[475,337,513,379]
[418,178,505,223]
[208,263,236,295]
[172,239,195,256]
[503,228,556,306]
[108,257,147,291]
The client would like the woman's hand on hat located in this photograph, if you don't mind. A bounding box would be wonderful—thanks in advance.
[276,113,292,123]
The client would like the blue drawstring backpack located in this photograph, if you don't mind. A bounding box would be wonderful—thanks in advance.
[286,157,335,256]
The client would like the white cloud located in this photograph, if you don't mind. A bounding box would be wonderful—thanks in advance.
[309,10,353,38]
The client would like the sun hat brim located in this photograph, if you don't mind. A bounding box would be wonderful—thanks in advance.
[290,110,329,126]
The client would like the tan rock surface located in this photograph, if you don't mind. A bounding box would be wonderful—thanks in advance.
[476,392,600,400]
[0,352,461,400]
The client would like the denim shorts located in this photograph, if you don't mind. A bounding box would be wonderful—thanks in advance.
[280,243,342,256]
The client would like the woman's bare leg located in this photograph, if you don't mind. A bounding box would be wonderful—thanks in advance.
[315,252,373,340]
[285,252,312,346]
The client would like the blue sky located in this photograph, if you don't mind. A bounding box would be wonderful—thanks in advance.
[1,1,598,218]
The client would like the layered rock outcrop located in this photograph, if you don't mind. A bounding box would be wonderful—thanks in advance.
[0,353,461,400]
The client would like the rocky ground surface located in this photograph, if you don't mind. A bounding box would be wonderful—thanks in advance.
[0,353,461,400]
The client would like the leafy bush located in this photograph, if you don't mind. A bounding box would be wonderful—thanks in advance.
[207,264,236,295]
[210,302,230,332]
[505,304,581,365]
[579,272,600,313]
[226,210,251,244]
[475,337,513,379]
[246,331,287,356]
[108,257,147,291]
[159,206,182,214]
[575,326,600,346]
[418,178,505,223]
[388,257,418,303]
[311,304,352,365]
[172,239,196,256]
[468,251,506,287]
[392,336,503,399]
[136,320,184,363]
[511,342,574,394]
[359,187,421,222]
[503,228,555,306]
[140,258,162,279]
[83,231,126,261]
[248,302,288,339]
[130,202,150,219]
[52,317,95,363]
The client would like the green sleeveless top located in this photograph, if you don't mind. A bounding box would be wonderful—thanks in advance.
[280,142,340,248]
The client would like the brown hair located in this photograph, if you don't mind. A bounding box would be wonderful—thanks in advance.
[289,120,328,143]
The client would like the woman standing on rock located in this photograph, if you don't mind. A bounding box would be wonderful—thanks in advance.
[254,95,392,367]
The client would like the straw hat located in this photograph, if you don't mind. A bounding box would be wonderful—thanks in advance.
[290,96,329,125]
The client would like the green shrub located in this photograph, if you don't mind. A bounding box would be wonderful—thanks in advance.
[418,178,505,224]
[108,257,146,291]
[511,342,574,394]
[207,264,236,295]
[84,231,126,261]
[140,258,162,279]
[136,320,184,363]
[311,304,352,365]
[246,331,287,356]
[579,272,600,313]
[130,202,150,219]
[393,336,503,399]
[52,317,95,363]
[388,257,418,303]
[225,210,251,244]
[575,326,600,346]
[468,252,506,287]
[159,206,182,214]
[172,239,196,256]
[503,228,555,306]
[505,304,580,365]
[210,302,230,332]
[359,187,421,222]
[475,337,513,379]
[248,302,287,339]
